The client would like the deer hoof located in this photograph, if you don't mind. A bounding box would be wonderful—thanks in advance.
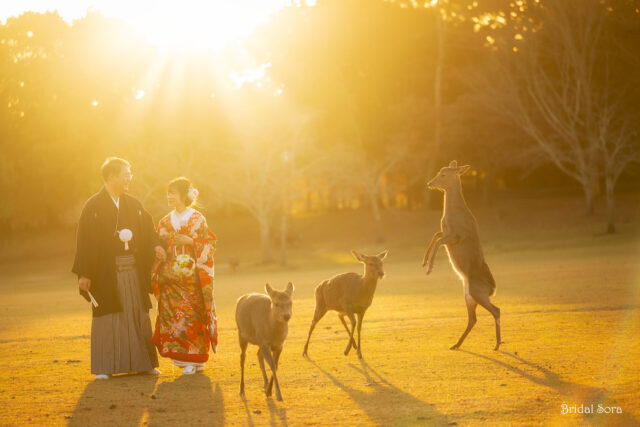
[276,395,283,402]
[449,344,460,350]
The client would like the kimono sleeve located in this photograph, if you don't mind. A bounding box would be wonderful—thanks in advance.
[72,201,94,279]
[150,217,171,296]
[193,214,216,307]
[141,205,161,249]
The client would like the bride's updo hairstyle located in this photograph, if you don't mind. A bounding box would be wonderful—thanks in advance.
[167,177,199,207]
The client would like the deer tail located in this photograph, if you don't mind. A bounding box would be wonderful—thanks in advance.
[483,261,497,296]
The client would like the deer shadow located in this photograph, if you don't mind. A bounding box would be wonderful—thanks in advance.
[308,357,450,425]
[239,385,289,427]
[241,398,255,427]
[267,397,288,427]
[146,373,225,426]
[69,374,158,426]
[461,350,638,425]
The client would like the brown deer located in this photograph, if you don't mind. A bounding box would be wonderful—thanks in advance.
[423,160,502,351]
[236,282,294,401]
[303,250,388,359]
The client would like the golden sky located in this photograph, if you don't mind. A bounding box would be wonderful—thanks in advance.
[0,1,315,49]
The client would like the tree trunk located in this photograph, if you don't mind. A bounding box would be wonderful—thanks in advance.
[424,9,445,210]
[369,191,381,223]
[258,216,273,263]
[582,183,595,216]
[481,170,495,208]
[604,173,616,234]
[586,170,601,216]
[368,190,385,242]
[280,209,288,266]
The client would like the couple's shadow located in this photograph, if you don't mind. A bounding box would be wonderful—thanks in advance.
[307,357,450,425]
[69,373,224,426]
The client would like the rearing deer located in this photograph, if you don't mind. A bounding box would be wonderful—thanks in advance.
[303,250,388,359]
[423,161,502,351]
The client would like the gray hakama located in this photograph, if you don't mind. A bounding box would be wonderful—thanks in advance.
[91,255,159,375]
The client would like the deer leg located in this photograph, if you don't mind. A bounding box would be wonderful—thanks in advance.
[344,311,357,356]
[267,346,282,395]
[450,294,477,350]
[261,344,283,401]
[426,233,458,275]
[356,312,365,359]
[426,242,442,275]
[422,231,443,267]
[239,337,248,398]
[338,314,358,349]
[472,290,502,351]
[257,348,269,393]
[303,299,327,357]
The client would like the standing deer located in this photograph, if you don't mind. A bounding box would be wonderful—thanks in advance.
[303,250,388,359]
[424,160,502,351]
[236,282,294,401]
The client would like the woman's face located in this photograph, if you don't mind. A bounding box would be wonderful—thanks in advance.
[167,188,185,210]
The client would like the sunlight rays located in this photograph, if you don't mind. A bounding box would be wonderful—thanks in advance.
[1,1,303,51]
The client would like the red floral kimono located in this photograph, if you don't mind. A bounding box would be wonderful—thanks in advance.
[151,209,217,363]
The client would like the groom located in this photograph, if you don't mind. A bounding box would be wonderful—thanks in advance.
[72,157,166,379]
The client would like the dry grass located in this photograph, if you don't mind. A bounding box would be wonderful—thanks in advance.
[0,195,639,426]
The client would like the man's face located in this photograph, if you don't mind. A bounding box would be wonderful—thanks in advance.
[109,165,133,195]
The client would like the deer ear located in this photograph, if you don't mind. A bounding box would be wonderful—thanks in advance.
[449,160,458,168]
[351,250,363,262]
[376,250,388,260]
[457,165,471,175]
[265,283,274,296]
[286,282,295,295]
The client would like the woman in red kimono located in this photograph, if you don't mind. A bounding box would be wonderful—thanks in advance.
[151,177,217,374]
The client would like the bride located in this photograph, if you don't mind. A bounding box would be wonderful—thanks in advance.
[151,177,218,374]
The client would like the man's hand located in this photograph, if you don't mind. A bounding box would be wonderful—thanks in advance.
[154,245,167,261]
[79,277,91,292]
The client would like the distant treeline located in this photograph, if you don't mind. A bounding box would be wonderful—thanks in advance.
[1,0,639,241]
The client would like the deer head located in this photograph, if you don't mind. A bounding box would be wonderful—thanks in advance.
[352,250,388,279]
[427,160,471,192]
[265,282,295,322]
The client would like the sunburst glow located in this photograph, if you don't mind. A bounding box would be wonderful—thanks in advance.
[1,0,303,50]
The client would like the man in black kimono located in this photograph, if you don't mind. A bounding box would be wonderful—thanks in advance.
[72,157,166,379]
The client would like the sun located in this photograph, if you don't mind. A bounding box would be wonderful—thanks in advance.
[100,0,290,50]
[1,0,298,50]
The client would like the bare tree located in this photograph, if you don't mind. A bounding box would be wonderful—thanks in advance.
[330,144,408,236]
[206,113,323,264]
[470,0,639,229]
[594,96,639,232]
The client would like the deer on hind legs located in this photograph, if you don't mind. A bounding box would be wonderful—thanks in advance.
[423,161,502,351]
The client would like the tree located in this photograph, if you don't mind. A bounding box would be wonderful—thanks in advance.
[470,0,640,230]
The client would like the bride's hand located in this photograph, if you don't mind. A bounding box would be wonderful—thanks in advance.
[173,234,194,246]
[154,245,167,261]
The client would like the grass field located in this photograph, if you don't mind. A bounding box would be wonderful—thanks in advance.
[0,195,639,426]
